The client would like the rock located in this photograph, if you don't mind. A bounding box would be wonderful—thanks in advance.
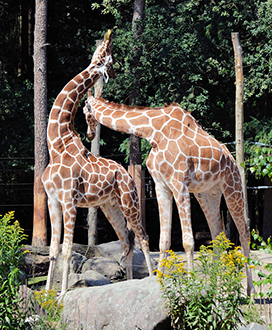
[68,270,111,288]
[132,247,158,279]
[21,246,50,275]
[81,257,124,280]
[95,240,123,260]
[71,243,95,259]
[21,243,93,277]
[53,251,87,285]
[62,276,170,330]
[22,245,50,256]
[96,240,158,278]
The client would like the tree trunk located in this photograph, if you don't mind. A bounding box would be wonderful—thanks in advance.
[129,0,146,228]
[231,32,249,229]
[129,0,146,165]
[87,40,103,247]
[32,0,48,246]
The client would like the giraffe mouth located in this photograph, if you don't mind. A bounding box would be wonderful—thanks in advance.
[83,101,92,115]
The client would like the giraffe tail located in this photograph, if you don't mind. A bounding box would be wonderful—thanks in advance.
[120,229,135,262]
[127,229,135,257]
[120,229,135,276]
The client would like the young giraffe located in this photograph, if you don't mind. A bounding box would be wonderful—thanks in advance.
[84,94,254,295]
[42,31,153,296]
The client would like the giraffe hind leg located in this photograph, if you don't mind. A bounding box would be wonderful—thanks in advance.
[223,175,255,295]
[46,196,62,291]
[136,230,154,276]
[118,202,154,276]
[120,229,135,279]
[116,199,154,276]
[100,199,134,279]
[114,170,154,276]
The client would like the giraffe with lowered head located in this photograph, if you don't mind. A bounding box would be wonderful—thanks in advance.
[42,31,153,296]
[84,93,254,295]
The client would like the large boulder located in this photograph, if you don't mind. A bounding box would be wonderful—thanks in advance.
[62,276,170,330]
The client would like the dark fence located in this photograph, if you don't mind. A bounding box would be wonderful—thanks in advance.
[0,156,270,250]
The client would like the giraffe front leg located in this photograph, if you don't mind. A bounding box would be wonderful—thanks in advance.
[153,180,173,272]
[172,184,194,271]
[61,207,77,296]
[46,197,62,291]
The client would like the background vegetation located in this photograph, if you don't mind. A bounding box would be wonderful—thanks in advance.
[1,0,272,246]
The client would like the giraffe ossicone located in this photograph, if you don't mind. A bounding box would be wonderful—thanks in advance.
[85,92,254,295]
[42,31,153,297]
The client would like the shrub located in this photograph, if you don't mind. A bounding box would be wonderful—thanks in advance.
[249,230,272,327]
[156,233,249,330]
[34,289,63,323]
[0,211,28,329]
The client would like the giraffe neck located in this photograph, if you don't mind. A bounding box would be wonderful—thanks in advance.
[47,64,104,155]
[87,97,176,147]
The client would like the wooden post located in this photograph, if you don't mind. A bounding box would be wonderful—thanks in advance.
[87,40,103,247]
[231,32,249,228]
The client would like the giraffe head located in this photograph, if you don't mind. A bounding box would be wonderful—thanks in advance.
[91,29,115,82]
[83,99,98,141]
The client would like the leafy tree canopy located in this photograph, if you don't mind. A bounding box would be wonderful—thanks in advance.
[0,0,271,170]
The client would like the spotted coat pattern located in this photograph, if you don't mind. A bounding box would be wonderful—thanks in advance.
[42,32,153,296]
[85,95,254,295]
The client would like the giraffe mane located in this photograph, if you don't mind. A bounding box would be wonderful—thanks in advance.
[96,96,179,111]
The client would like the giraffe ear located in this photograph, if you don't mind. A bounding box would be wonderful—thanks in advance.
[104,29,112,41]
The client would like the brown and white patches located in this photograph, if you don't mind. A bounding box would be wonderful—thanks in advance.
[43,33,153,297]
[86,94,254,295]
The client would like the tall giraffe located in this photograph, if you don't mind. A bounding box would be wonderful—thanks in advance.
[84,94,254,295]
[42,31,153,296]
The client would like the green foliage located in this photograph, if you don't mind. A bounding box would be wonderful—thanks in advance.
[243,0,272,99]
[249,230,272,328]
[119,137,152,165]
[250,230,272,298]
[248,147,272,179]
[156,233,250,330]
[244,117,272,179]
[101,0,272,153]
[2,0,272,168]
[0,211,28,329]
[0,67,34,166]
[34,289,63,322]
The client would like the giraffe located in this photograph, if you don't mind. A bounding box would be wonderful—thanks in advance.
[84,94,254,295]
[42,31,153,296]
